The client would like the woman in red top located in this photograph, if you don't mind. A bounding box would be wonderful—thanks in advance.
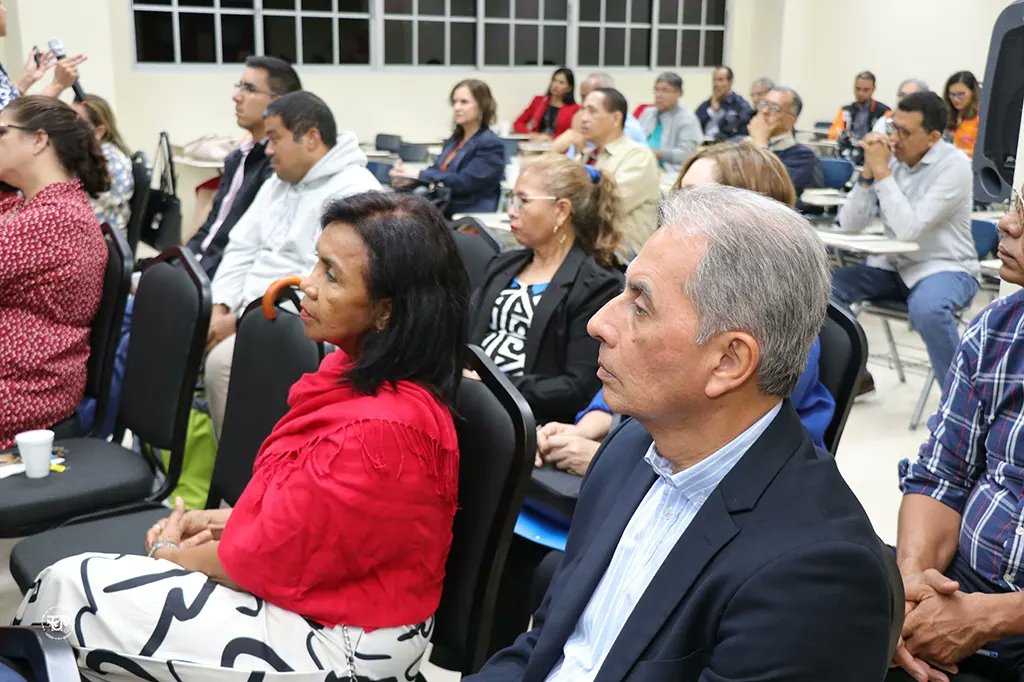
[13,193,471,681]
[513,67,579,140]
[0,95,110,449]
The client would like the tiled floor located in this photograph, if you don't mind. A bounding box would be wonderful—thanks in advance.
[0,302,986,679]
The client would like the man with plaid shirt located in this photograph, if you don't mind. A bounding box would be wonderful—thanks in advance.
[890,192,1024,682]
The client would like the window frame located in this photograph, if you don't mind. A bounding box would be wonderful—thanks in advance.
[127,0,730,72]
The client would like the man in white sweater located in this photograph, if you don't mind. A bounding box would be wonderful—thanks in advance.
[205,90,381,435]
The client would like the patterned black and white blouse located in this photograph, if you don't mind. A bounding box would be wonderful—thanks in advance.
[480,278,549,375]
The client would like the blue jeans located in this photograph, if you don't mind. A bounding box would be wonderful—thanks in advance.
[831,266,978,382]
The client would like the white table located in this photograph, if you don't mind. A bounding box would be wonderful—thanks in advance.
[801,189,845,209]
[815,228,919,255]
[981,258,1002,279]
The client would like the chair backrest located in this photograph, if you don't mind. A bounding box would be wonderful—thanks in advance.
[399,142,430,162]
[0,627,78,682]
[819,158,854,190]
[499,137,520,163]
[971,218,1000,259]
[125,151,152,257]
[206,280,324,508]
[84,223,134,435]
[118,247,211,498]
[817,300,868,454]
[366,160,394,185]
[429,345,536,675]
[375,133,403,153]
[451,229,499,292]
[450,215,502,253]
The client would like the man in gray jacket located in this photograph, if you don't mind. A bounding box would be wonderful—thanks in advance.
[638,72,703,175]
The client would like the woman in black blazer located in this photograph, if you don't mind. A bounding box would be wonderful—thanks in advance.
[391,78,506,214]
[468,154,624,424]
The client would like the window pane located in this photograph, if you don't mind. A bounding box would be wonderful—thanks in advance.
[706,0,726,24]
[659,0,678,23]
[419,0,445,15]
[631,0,652,22]
[606,1,626,22]
[384,0,412,12]
[384,19,413,63]
[338,19,370,63]
[302,17,333,63]
[485,0,510,18]
[682,0,701,23]
[517,0,540,19]
[180,0,213,5]
[545,0,567,20]
[513,24,538,66]
[578,26,599,65]
[605,27,625,66]
[338,0,370,10]
[134,11,175,62]
[418,21,444,64]
[656,28,676,65]
[450,22,476,65]
[264,16,298,62]
[221,0,254,7]
[703,29,723,65]
[680,28,700,66]
[302,0,333,10]
[579,0,600,22]
[483,23,509,65]
[221,14,255,62]
[542,25,565,66]
[264,0,296,8]
[180,13,216,62]
[137,0,172,4]
[629,28,649,66]
[451,0,476,16]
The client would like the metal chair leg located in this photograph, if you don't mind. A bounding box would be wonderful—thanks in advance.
[880,318,905,382]
[910,368,935,430]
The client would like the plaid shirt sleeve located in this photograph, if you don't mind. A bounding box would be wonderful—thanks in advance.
[898,315,988,514]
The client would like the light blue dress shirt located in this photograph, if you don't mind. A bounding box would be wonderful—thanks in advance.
[545,401,783,682]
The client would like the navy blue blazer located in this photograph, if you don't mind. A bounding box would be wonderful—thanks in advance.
[468,403,895,681]
[419,127,505,214]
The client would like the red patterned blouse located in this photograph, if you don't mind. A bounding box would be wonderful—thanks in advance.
[0,180,107,448]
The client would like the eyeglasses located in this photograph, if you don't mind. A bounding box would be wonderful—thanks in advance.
[0,123,37,137]
[1010,189,1023,222]
[948,91,971,100]
[756,101,787,115]
[505,191,558,212]
[883,120,915,140]
[233,81,276,97]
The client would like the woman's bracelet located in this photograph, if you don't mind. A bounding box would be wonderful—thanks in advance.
[147,540,179,558]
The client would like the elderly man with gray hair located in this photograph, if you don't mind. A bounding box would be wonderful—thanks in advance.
[467,184,897,682]
[872,78,930,134]
[637,71,703,173]
[748,84,822,196]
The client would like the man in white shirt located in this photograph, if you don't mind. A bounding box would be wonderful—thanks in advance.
[204,91,381,436]
[466,185,895,682]
[834,91,978,384]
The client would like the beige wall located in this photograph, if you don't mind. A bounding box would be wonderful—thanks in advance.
[0,0,1013,151]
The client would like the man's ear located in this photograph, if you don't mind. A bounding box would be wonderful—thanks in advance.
[704,332,760,399]
[305,127,324,151]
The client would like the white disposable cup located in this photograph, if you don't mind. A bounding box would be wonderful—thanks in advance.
[15,429,54,479]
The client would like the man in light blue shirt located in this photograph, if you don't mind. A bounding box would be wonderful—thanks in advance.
[467,185,895,682]
[637,71,702,174]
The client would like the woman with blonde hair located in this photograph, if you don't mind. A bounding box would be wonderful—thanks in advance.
[672,138,797,205]
[467,152,623,425]
[73,94,134,235]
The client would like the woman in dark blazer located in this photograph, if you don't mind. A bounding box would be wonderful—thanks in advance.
[467,154,623,425]
[513,67,579,140]
[391,79,505,214]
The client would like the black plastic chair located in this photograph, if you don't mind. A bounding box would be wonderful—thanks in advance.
[9,277,322,592]
[50,222,133,440]
[375,133,403,153]
[450,215,502,253]
[366,160,394,185]
[817,300,868,454]
[400,142,430,162]
[125,151,152,257]
[0,247,211,539]
[0,628,77,681]
[451,229,499,292]
[424,345,536,677]
[499,137,520,163]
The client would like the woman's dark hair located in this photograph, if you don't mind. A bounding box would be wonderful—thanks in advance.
[944,70,980,128]
[897,91,949,134]
[5,95,110,197]
[265,91,337,148]
[77,94,130,156]
[450,78,497,141]
[546,67,576,105]
[320,192,469,403]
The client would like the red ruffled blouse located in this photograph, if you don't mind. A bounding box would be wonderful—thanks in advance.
[0,180,106,448]
[218,350,460,630]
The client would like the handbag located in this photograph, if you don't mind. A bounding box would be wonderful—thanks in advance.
[391,176,453,218]
[182,134,238,163]
[140,131,182,250]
